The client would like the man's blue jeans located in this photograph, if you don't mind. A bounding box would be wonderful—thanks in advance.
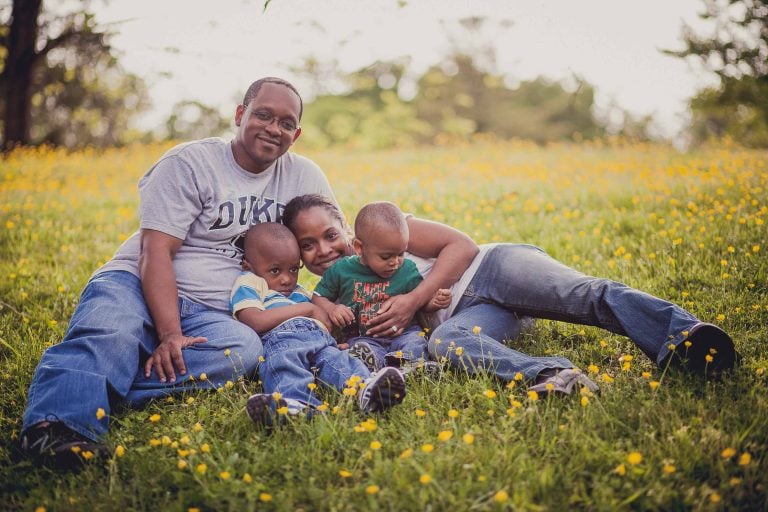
[348,325,428,368]
[22,271,263,441]
[260,318,370,409]
[429,244,700,381]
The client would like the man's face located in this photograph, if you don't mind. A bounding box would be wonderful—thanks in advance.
[232,82,302,174]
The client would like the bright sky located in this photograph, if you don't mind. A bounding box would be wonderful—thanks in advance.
[93,0,719,139]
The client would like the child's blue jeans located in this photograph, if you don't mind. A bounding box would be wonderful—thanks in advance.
[260,317,371,409]
[348,325,428,368]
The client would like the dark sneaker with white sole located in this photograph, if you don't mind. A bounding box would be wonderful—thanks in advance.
[358,367,407,413]
[667,322,737,377]
[246,393,309,428]
[349,341,380,372]
[19,421,103,470]
[528,368,600,397]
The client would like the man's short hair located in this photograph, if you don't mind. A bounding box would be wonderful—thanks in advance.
[242,77,303,120]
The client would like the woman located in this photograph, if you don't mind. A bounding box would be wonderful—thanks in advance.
[282,194,736,386]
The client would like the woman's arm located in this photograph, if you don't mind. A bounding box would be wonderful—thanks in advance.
[365,217,478,337]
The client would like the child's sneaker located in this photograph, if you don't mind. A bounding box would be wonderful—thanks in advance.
[349,341,380,372]
[246,393,306,427]
[358,367,406,412]
[398,359,441,378]
[528,368,599,397]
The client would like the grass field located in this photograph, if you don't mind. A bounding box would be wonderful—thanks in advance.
[1,139,766,511]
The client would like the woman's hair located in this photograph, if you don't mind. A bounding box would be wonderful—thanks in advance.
[282,194,350,234]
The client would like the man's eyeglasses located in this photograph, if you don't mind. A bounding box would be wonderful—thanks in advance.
[250,109,298,134]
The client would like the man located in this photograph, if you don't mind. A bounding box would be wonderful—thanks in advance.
[19,77,335,468]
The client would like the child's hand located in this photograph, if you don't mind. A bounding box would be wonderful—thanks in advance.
[329,304,355,328]
[428,288,452,310]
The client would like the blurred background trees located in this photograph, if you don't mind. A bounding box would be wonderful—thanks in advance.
[1,0,765,151]
[0,0,151,150]
[666,0,768,147]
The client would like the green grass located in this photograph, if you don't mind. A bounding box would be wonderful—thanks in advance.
[1,140,766,511]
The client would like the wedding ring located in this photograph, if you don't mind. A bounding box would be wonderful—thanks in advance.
[391,325,398,333]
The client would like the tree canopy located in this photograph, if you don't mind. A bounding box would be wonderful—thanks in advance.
[0,0,150,150]
[667,0,768,147]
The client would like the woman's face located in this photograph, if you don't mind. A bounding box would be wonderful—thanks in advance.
[290,206,352,275]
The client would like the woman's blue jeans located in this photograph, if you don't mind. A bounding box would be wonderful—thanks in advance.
[22,271,263,441]
[429,244,700,381]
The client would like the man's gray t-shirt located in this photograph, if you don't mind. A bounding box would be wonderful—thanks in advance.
[97,137,334,312]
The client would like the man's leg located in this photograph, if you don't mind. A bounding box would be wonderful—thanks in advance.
[22,271,155,442]
[125,295,262,404]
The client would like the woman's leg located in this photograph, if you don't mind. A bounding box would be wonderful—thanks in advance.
[429,302,573,382]
[465,244,735,370]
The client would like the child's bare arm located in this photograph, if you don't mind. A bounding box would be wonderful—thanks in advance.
[236,303,329,334]
[312,295,355,327]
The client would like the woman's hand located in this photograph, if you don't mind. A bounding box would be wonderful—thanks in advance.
[365,293,421,337]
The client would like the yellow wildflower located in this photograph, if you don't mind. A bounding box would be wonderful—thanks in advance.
[96,408,106,420]
[738,452,751,466]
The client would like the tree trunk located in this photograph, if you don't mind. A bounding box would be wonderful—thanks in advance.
[2,0,42,151]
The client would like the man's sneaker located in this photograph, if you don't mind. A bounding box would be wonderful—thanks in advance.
[349,341,380,372]
[398,359,441,378]
[529,368,599,397]
[358,367,407,413]
[670,322,737,377]
[19,421,103,470]
[246,393,306,428]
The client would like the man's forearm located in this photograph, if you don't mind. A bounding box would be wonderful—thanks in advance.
[139,249,182,342]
